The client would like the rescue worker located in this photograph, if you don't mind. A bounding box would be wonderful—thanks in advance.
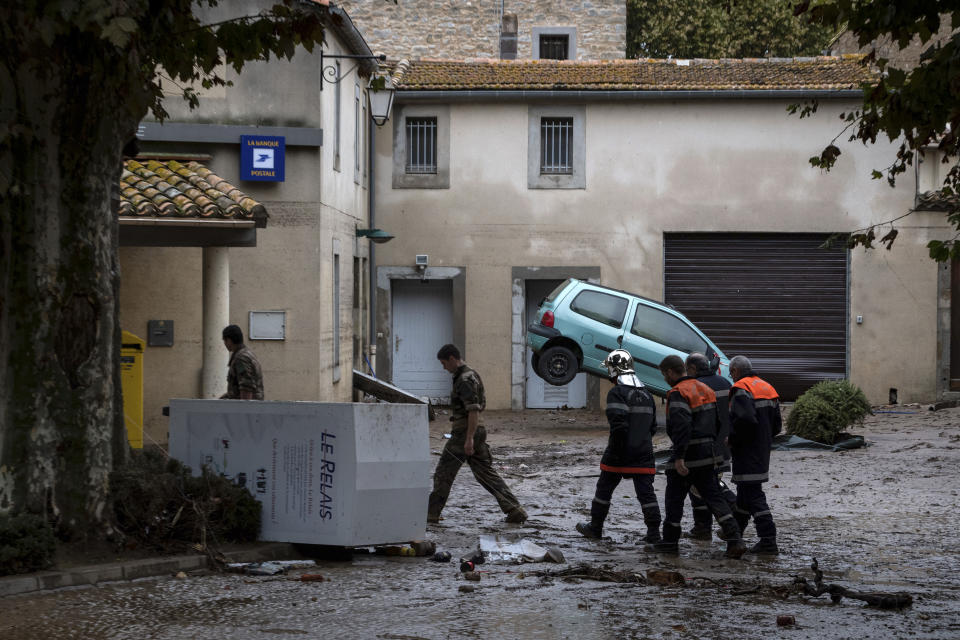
[683,352,737,540]
[576,349,661,543]
[728,355,782,555]
[645,355,746,558]
[426,344,528,525]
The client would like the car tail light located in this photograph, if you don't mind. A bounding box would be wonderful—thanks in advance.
[541,311,555,327]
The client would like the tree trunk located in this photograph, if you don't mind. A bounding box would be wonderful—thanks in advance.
[0,32,143,539]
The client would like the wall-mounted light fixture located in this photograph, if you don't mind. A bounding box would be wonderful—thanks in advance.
[320,50,396,126]
[356,227,395,244]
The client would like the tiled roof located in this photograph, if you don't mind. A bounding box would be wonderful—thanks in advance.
[388,56,876,92]
[916,190,958,212]
[119,159,267,225]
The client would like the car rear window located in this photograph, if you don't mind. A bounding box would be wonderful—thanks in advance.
[544,279,572,304]
[569,290,629,328]
[631,304,708,354]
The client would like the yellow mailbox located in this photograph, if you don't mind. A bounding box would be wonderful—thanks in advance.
[120,330,144,449]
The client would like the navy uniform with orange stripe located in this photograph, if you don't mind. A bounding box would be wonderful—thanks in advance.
[654,375,745,557]
[729,369,782,552]
[576,372,661,542]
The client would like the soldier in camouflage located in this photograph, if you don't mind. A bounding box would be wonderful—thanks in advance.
[221,324,264,400]
[427,344,527,524]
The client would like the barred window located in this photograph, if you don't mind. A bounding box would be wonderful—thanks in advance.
[539,35,569,60]
[540,117,573,175]
[405,117,437,174]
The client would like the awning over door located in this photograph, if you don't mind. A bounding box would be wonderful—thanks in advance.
[118,159,267,247]
[664,233,848,401]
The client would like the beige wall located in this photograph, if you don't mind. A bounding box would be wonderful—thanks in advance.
[373,98,951,408]
[122,10,372,445]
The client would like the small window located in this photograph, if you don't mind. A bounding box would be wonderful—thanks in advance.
[631,305,708,354]
[540,117,573,175]
[539,35,569,60]
[570,290,629,328]
[405,117,437,174]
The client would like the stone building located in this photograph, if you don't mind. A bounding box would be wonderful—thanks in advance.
[337,0,626,60]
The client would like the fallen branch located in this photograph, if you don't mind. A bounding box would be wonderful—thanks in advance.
[531,563,645,584]
[792,558,912,609]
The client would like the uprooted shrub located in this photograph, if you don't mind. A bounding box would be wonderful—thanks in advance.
[110,447,261,553]
[787,380,872,445]
[0,512,57,576]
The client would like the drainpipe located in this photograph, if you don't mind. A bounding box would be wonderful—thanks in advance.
[201,246,229,397]
[367,119,377,377]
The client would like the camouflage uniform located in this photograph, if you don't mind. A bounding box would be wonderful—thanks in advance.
[226,345,264,400]
[427,364,524,521]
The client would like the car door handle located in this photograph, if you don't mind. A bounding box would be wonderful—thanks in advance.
[596,344,616,353]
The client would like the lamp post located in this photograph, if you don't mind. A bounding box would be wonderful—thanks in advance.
[319,50,395,126]
[355,227,394,244]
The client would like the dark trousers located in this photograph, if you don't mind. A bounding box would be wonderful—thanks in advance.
[734,482,777,539]
[690,475,737,528]
[427,424,522,518]
[590,470,661,531]
[663,467,741,542]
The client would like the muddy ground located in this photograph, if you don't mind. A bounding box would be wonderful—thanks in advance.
[1,405,959,639]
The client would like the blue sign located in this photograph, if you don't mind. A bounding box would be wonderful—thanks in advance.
[240,135,285,182]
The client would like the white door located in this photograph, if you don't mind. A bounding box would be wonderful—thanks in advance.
[525,279,587,409]
[392,279,454,403]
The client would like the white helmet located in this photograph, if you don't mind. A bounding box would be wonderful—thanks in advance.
[603,349,634,377]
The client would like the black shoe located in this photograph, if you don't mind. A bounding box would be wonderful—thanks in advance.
[643,541,679,555]
[724,539,747,559]
[748,538,779,555]
[641,529,661,544]
[505,508,528,524]
[576,522,603,539]
[426,513,441,524]
[683,526,712,541]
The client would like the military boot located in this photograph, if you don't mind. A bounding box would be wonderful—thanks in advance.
[504,508,528,524]
[643,540,679,555]
[748,537,779,555]
[724,538,747,559]
[683,525,712,540]
[641,526,661,544]
[576,522,603,539]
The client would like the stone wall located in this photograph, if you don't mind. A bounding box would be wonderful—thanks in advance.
[338,0,625,60]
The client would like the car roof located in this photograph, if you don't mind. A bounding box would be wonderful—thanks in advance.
[567,279,678,311]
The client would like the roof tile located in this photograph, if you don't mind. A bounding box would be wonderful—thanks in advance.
[389,57,877,92]
[119,159,267,223]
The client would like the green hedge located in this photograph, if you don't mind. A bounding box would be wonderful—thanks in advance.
[0,513,56,576]
[786,380,872,445]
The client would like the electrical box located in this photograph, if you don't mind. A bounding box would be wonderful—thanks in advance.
[168,400,431,546]
[415,254,429,266]
[147,320,174,347]
[249,310,286,340]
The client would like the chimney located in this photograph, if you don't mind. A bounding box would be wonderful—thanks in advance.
[500,13,517,60]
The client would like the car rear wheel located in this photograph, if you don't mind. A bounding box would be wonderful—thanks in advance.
[537,345,578,386]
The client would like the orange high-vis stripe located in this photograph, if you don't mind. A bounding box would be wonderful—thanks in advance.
[732,376,779,400]
[600,463,656,475]
[673,378,717,408]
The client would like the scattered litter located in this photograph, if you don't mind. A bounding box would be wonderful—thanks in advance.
[459,585,475,593]
[792,558,912,609]
[463,571,481,582]
[777,615,796,626]
[772,434,867,452]
[530,563,644,584]
[646,569,685,586]
[432,551,452,562]
[874,410,919,415]
[227,559,317,576]
[479,534,565,564]
[299,574,325,582]
[444,433,452,439]
[175,571,187,579]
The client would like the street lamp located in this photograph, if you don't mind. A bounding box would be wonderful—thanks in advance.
[320,50,395,126]
[355,227,394,244]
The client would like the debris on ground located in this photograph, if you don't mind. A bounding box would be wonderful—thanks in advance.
[463,571,481,582]
[458,585,475,593]
[226,559,317,576]
[478,534,565,564]
[530,563,646,584]
[776,615,795,626]
[646,569,685,586]
[299,574,325,582]
[792,558,913,609]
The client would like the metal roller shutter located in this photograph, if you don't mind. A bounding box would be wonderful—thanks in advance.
[664,233,848,401]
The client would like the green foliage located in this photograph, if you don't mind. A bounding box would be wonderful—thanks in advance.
[0,513,57,576]
[787,380,873,444]
[794,1,960,261]
[627,0,835,58]
[110,448,261,552]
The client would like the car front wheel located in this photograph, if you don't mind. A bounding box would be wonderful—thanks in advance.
[537,345,578,386]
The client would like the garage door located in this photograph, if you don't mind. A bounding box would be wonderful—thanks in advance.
[664,233,847,401]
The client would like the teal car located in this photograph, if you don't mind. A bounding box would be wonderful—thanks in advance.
[526,279,730,396]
